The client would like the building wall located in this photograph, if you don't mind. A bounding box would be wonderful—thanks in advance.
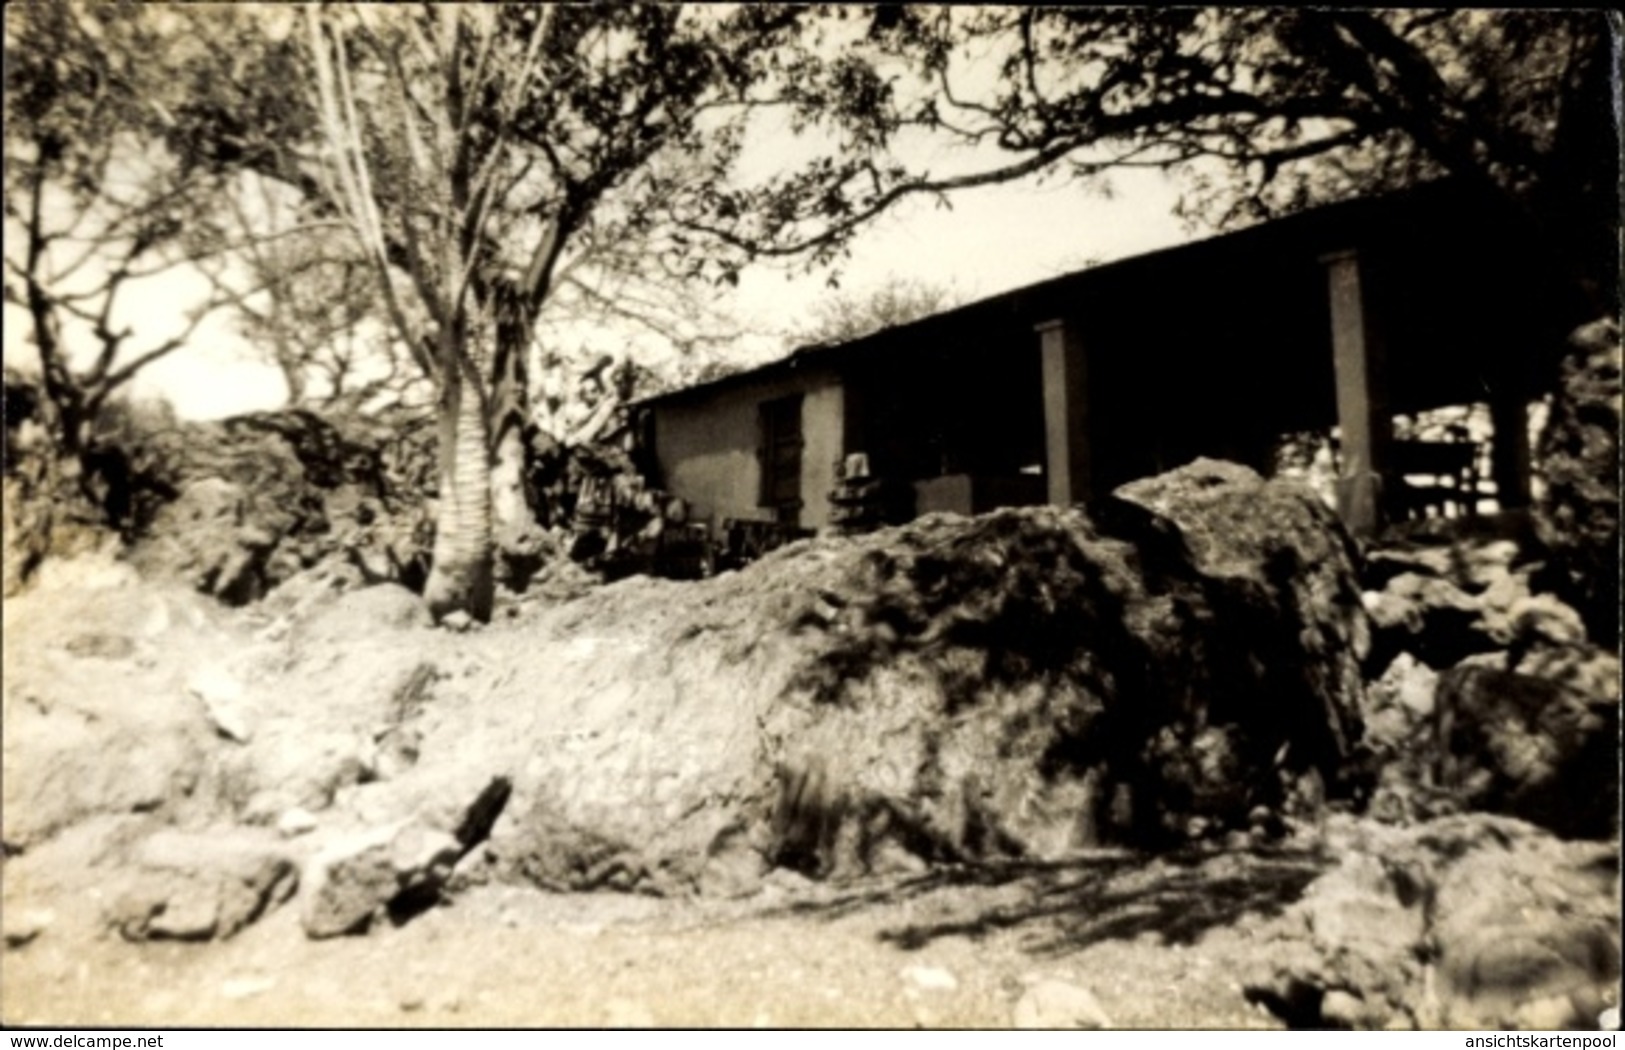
[650,369,845,530]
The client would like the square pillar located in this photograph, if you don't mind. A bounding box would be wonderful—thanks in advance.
[1321,249,1391,534]
[1489,394,1532,510]
[1037,318,1090,505]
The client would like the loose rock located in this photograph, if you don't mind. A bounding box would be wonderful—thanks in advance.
[3,907,55,949]
[187,664,254,744]
[301,821,463,939]
[901,965,959,992]
[219,976,276,1001]
[1012,980,1113,1029]
[110,828,299,942]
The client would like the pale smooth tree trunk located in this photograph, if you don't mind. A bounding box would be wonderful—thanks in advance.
[488,291,534,557]
[423,335,495,623]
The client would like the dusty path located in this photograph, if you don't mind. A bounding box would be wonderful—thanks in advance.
[3,846,1313,1029]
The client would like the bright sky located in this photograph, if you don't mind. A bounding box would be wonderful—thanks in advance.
[735,167,1192,337]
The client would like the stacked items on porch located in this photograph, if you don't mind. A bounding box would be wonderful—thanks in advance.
[828,452,889,535]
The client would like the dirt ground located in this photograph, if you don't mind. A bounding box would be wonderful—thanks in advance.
[3,844,1311,1029]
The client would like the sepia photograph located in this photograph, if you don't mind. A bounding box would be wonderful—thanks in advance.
[2,3,1619,1033]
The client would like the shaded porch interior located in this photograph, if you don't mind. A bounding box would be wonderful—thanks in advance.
[819,181,1588,531]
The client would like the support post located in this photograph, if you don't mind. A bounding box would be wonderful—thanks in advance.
[1321,249,1391,534]
[1037,318,1090,505]
[1488,394,1532,510]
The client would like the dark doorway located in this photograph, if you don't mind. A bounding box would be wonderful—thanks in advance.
[759,394,804,525]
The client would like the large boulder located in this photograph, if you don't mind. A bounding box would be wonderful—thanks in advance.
[451,459,1369,890]
[1430,822,1623,1029]
[1112,458,1369,786]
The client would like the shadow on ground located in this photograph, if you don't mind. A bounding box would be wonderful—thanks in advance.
[767,845,1330,957]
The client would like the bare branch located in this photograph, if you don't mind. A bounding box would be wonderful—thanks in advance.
[689,137,1085,260]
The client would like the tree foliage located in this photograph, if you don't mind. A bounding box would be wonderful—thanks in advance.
[696,8,1615,311]
[794,277,959,348]
[195,175,419,412]
[280,4,976,620]
[3,4,239,465]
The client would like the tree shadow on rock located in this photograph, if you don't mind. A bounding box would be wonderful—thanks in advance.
[769,846,1330,958]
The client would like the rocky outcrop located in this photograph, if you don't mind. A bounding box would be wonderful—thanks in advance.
[1358,532,1558,672]
[1355,526,1620,839]
[1533,318,1621,645]
[1246,814,1620,1030]
[126,410,428,605]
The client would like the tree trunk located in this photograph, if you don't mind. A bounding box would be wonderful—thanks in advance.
[488,285,536,562]
[423,336,495,624]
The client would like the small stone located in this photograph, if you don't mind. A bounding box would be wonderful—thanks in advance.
[391,823,462,879]
[1321,989,1367,1028]
[1599,1006,1620,1031]
[399,994,425,1013]
[1373,652,1439,720]
[447,843,494,893]
[187,664,253,743]
[901,965,959,992]
[277,808,319,838]
[1516,995,1581,1031]
[147,894,220,941]
[221,976,276,1001]
[1462,541,1522,590]
[867,837,929,877]
[64,632,136,660]
[562,921,605,938]
[1013,980,1113,1029]
[1508,594,1588,648]
[440,611,474,633]
[3,907,55,949]
[302,833,399,939]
